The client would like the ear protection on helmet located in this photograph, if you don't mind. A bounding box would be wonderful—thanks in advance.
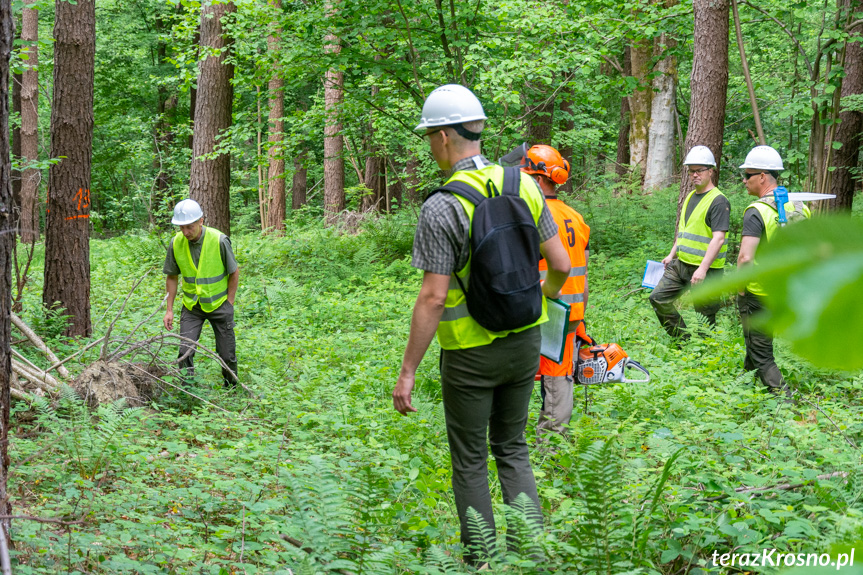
[548,160,570,185]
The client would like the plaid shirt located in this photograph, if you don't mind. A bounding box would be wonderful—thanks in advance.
[411,155,557,275]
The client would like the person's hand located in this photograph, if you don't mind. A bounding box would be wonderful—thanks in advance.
[691,267,707,285]
[540,279,562,300]
[163,310,174,331]
[393,372,418,415]
[661,253,674,267]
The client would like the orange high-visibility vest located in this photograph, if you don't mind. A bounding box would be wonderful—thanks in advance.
[539,197,590,376]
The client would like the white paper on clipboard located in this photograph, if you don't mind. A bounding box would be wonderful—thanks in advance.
[642,260,665,289]
[540,298,571,364]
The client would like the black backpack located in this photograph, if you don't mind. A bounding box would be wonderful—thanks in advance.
[429,166,543,332]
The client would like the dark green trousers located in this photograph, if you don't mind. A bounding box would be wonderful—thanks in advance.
[440,326,542,564]
[178,301,238,386]
[737,290,787,393]
[648,258,723,339]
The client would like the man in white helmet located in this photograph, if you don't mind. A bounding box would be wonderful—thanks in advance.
[391,84,570,564]
[738,145,809,398]
[163,199,240,387]
[649,145,730,341]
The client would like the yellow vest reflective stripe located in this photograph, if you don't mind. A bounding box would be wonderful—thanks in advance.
[677,187,727,269]
[436,165,548,350]
[744,199,811,297]
[173,226,229,312]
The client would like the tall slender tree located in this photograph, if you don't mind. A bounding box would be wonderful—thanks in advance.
[829,0,863,210]
[616,46,632,179]
[0,0,15,545]
[629,37,653,184]
[189,0,235,236]
[644,32,678,191]
[323,5,344,225]
[19,0,39,243]
[291,154,307,209]
[265,0,285,231]
[43,0,96,337]
[678,0,729,218]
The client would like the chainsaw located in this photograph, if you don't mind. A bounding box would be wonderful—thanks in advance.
[576,337,650,385]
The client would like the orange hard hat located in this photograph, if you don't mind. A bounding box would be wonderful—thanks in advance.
[522,145,570,185]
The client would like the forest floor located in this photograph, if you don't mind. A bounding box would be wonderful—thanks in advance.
[7,185,863,574]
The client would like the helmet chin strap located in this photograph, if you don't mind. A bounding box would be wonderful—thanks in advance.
[451,123,482,141]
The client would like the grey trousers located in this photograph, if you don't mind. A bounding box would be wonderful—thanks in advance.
[178,302,238,386]
[440,326,542,564]
[649,258,723,339]
[537,375,574,439]
[737,291,787,393]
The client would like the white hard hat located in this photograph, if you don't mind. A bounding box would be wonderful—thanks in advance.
[683,145,716,167]
[415,84,487,131]
[172,199,203,226]
[739,145,784,171]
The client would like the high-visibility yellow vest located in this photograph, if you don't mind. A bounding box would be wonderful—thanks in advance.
[744,199,810,297]
[436,165,548,350]
[173,226,229,312]
[677,187,727,269]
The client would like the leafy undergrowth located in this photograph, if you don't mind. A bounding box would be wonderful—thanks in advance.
[8,188,863,574]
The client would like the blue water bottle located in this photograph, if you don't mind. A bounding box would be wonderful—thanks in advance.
[773,186,789,226]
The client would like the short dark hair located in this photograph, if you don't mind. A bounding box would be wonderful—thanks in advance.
[768,170,780,180]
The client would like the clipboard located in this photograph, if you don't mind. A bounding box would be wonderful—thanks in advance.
[540,298,571,363]
[642,260,665,289]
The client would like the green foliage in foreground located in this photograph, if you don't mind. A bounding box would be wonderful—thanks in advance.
[8,187,863,573]
[692,215,863,370]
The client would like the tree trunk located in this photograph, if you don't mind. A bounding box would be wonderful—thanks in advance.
[189,0,235,236]
[0,0,15,545]
[323,10,344,225]
[387,159,403,210]
[616,46,632,179]
[678,0,729,220]
[558,85,575,195]
[629,38,652,184]
[152,8,176,225]
[524,95,554,146]
[644,33,678,191]
[829,0,863,210]
[266,0,285,232]
[19,0,38,243]
[43,0,95,337]
[404,157,422,204]
[362,79,385,212]
[11,62,19,225]
[291,154,307,209]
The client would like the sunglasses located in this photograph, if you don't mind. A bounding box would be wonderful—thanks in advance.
[423,129,443,140]
[688,167,710,175]
[742,172,764,180]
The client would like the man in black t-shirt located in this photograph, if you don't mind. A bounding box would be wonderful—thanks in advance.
[650,146,730,341]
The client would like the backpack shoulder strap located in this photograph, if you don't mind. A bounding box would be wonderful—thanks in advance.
[501,166,521,197]
[425,180,487,206]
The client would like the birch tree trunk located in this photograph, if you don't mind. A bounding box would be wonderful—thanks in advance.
[644,33,677,192]
[678,0,729,220]
[19,0,39,243]
[189,0,235,236]
[43,0,95,337]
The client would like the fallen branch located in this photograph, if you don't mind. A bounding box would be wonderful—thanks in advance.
[124,363,232,414]
[108,295,167,361]
[10,312,70,379]
[0,514,86,526]
[702,471,849,501]
[101,270,152,360]
[46,336,106,374]
[115,333,254,396]
[10,349,59,388]
[10,360,57,394]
